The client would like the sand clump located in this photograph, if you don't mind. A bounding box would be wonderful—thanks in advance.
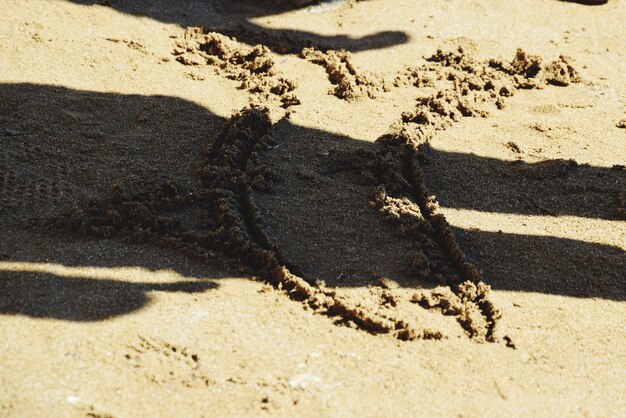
[300,45,582,108]
[300,47,390,101]
[411,282,496,341]
[399,47,581,131]
[174,26,579,114]
[363,130,501,341]
[180,26,391,102]
[174,28,300,110]
[495,49,581,87]
[348,47,585,340]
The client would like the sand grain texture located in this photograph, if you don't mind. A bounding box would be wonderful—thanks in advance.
[0,0,625,417]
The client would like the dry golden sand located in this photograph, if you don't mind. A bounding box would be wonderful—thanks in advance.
[1,0,625,416]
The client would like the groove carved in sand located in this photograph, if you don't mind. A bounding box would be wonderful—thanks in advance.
[47,107,497,341]
[44,33,587,343]
[174,28,300,111]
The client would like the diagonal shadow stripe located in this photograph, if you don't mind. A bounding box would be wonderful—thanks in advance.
[66,0,410,53]
[1,82,622,309]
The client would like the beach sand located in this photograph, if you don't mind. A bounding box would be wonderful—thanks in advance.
[0,1,624,416]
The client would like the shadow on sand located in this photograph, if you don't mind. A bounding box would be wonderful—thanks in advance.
[67,0,410,53]
[0,82,623,322]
